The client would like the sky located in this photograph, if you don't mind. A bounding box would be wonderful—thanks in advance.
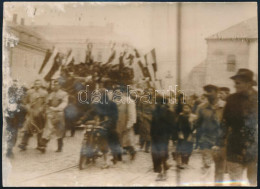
[4,2,257,83]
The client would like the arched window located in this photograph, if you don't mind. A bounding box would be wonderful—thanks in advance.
[227,54,236,72]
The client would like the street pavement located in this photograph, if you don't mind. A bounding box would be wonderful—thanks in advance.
[2,130,250,186]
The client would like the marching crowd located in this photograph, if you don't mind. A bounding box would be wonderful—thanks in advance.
[4,66,258,185]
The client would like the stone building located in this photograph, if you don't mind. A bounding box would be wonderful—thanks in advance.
[186,17,258,95]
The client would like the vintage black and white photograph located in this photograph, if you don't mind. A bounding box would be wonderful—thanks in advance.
[2,2,258,186]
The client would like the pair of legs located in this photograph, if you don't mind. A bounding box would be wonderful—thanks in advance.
[176,153,191,168]
[123,146,136,160]
[201,148,225,185]
[39,111,66,153]
[227,160,257,186]
[139,123,151,152]
[151,140,170,181]
[38,137,63,153]
[5,122,18,158]
[195,130,201,149]
[19,131,43,150]
[107,130,122,164]
[139,137,151,153]
[19,112,45,151]
[65,119,76,137]
[176,139,193,168]
[5,108,27,157]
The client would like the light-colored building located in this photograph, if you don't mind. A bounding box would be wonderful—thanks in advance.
[33,24,131,64]
[186,17,258,94]
[4,15,49,86]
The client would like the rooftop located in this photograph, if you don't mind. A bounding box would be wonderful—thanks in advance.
[206,17,258,40]
[5,21,50,50]
[32,24,130,45]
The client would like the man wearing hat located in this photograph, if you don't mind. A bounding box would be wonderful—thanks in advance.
[18,79,47,152]
[195,84,225,184]
[218,69,258,186]
[40,79,68,153]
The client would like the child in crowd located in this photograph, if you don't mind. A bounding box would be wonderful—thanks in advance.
[176,104,197,169]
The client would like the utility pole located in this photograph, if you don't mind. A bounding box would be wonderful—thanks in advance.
[176,2,182,89]
[176,3,182,186]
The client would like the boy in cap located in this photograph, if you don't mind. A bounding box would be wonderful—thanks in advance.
[195,84,225,185]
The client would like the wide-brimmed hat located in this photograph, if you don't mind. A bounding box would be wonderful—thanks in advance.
[230,69,257,86]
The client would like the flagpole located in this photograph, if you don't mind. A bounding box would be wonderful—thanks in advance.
[176,2,182,186]
[176,2,182,89]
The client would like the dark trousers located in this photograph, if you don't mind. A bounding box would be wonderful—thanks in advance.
[6,125,18,153]
[176,153,191,165]
[140,138,151,152]
[6,113,25,153]
[123,146,135,155]
[107,130,122,161]
[195,130,201,149]
[20,131,43,148]
[151,140,169,173]
[65,119,76,137]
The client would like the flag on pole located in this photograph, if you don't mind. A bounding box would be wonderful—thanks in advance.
[132,57,145,82]
[137,59,152,81]
[44,52,63,82]
[150,48,157,72]
[85,42,94,64]
[105,48,116,65]
[64,49,75,66]
[104,43,116,65]
[145,48,157,81]
[39,47,58,79]
[39,49,52,74]
[134,48,140,58]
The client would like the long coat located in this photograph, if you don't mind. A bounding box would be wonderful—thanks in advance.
[22,88,48,133]
[42,89,68,139]
[116,96,137,147]
[150,104,174,172]
[138,102,154,142]
[176,113,197,155]
[221,89,258,164]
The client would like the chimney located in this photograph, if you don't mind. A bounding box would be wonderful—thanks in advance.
[21,18,25,25]
[13,14,17,24]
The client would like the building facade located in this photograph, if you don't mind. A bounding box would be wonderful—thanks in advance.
[4,15,49,86]
[33,24,131,64]
[186,17,258,94]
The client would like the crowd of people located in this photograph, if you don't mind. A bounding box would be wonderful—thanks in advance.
[4,65,258,185]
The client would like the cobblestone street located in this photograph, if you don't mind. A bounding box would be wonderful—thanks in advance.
[3,130,249,187]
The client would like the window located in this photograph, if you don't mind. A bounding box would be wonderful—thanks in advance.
[227,54,236,72]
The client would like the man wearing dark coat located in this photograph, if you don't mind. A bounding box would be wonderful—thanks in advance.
[218,69,258,186]
[138,88,155,153]
[150,97,173,181]
[5,80,27,158]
